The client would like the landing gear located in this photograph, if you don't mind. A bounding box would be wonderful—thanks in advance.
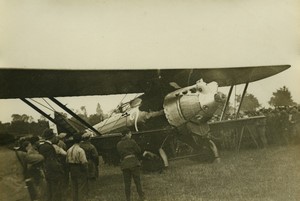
[190,134,221,163]
[141,150,164,172]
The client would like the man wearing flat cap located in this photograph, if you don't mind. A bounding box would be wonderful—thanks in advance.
[38,128,64,201]
[117,128,146,201]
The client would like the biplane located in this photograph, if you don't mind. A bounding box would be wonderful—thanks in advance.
[0,65,290,170]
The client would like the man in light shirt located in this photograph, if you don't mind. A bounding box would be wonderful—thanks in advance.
[66,133,88,201]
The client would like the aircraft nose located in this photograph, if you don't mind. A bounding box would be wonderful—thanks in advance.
[214,92,226,102]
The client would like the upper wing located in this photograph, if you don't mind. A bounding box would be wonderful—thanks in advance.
[0,69,159,99]
[165,65,291,87]
[0,65,290,99]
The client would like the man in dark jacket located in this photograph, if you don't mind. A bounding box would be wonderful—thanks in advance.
[38,129,64,201]
[117,129,145,201]
[80,132,99,181]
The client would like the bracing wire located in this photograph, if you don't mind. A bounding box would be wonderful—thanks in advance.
[30,98,55,112]
[98,94,129,132]
[42,98,56,111]
[67,117,88,130]
[31,98,87,130]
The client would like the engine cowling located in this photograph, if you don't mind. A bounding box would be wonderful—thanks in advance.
[163,80,226,127]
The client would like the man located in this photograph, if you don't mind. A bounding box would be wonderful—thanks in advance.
[80,132,99,181]
[0,132,31,201]
[38,129,64,201]
[117,129,145,201]
[290,108,300,143]
[19,140,46,201]
[57,133,67,151]
[52,136,67,156]
[279,108,290,145]
[51,136,68,200]
[66,133,88,201]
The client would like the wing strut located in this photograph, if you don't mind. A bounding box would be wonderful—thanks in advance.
[219,85,234,121]
[20,98,76,134]
[235,82,249,119]
[48,97,102,136]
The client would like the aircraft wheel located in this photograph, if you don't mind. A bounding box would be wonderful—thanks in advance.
[141,153,164,172]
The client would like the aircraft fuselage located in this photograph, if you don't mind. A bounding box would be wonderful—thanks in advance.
[93,80,226,136]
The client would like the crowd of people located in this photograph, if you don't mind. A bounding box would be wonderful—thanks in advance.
[0,127,148,201]
[0,129,99,201]
[261,106,300,146]
[210,106,300,149]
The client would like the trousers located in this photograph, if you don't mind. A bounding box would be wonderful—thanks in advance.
[122,166,144,201]
[70,164,88,201]
[46,179,62,201]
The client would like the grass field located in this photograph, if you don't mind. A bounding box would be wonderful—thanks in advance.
[86,145,300,201]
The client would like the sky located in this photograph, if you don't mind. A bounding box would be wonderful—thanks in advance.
[0,0,299,123]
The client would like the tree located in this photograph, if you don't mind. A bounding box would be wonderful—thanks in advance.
[0,121,10,133]
[236,93,261,112]
[88,114,103,125]
[268,86,295,107]
[80,106,87,117]
[11,114,32,122]
[39,115,47,122]
[11,114,22,122]
[96,103,103,116]
[28,116,34,123]
[9,114,48,135]
[21,114,29,122]
[92,103,104,124]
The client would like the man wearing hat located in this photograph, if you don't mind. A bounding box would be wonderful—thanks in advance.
[66,133,88,201]
[80,132,99,182]
[117,128,145,201]
[57,133,67,151]
[38,128,64,201]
